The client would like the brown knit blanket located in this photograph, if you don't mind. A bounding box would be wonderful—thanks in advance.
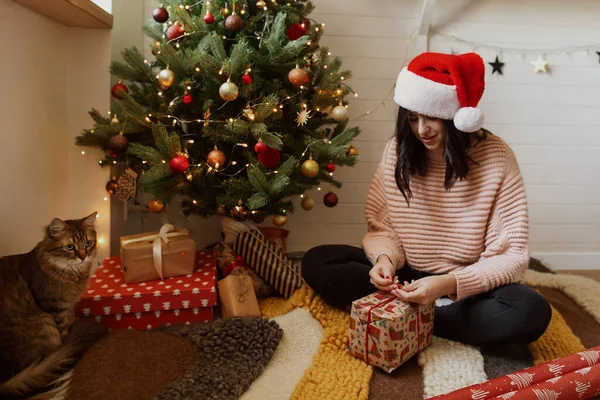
[67,317,283,400]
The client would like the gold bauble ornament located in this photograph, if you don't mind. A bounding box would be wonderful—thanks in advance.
[301,155,319,178]
[301,195,314,211]
[272,214,288,227]
[207,146,226,169]
[110,115,120,125]
[219,79,239,101]
[231,200,249,222]
[149,199,165,213]
[288,68,309,86]
[256,0,266,8]
[332,105,348,122]
[347,145,359,157]
[158,68,175,88]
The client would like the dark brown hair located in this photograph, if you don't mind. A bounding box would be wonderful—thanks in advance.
[394,106,488,203]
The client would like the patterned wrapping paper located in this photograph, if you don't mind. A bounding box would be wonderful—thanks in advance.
[429,347,600,400]
[232,229,303,299]
[75,251,217,330]
[348,292,434,373]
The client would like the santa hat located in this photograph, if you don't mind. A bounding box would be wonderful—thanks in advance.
[393,52,485,133]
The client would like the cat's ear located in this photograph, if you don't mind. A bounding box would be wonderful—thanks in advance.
[49,218,68,237]
[82,212,98,229]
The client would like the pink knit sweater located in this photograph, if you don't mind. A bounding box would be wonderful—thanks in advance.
[362,135,530,301]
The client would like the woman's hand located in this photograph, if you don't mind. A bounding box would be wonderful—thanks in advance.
[392,275,457,305]
[369,256,396,292]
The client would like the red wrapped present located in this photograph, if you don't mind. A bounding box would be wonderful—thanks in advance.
[76,250,217,330]
[429,346,600,399]
[348,291,434,373]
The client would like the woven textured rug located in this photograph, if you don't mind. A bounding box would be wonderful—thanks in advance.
[257,269,600,400]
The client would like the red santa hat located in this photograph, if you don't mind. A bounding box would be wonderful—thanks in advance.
[394,52,486,133]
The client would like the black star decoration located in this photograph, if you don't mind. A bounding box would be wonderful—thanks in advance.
[488,56,505,75]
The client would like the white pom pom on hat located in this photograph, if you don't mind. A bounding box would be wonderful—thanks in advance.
[393,52,486,133]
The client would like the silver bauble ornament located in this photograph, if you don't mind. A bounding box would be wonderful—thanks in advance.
[332,105,348,122]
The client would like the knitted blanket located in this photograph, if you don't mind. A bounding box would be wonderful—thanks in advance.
[256,270,600,400]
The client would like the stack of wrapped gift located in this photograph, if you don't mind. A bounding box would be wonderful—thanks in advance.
[348,291,434,373]
[76,225,216,330]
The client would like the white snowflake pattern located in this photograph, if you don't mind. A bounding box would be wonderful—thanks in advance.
[186,274,193,278]
[532,388,560,400]
[576,367,591,376]
[114,279,121,283]
[204,262,211,266]
[109,274,115,278]
[82,308,91,316]
[203,272,210,276]
[93,295,102,302]
[103,306,111,315]
[211,287,216,293]
[143,303,151,312]
[146,325,152,330]
[154,311,161,318]
[193,308,199,315]
[146,286,153,291]
[87,290,95,294]
[107,289,115,293]
[113,293,122,300]
[174,309,180,316]
[139,282,146,286]
[166,323,172,327]
[120,284,127,288]
[127,326,133,330]
[470,388,490,400]
[195,278,201,282]
[153,290,161,297]
[184,284,191,288]
[101,284,109,289]
[185,321,190,325]
[173,289,181,296]
[165,285,172,289]
[201,299,209,307]
[135,312,142,319]
[192,288,200,294]
[123,305,132,313]
[176,280,184,284]
[202,282,208,286]
[578,350,600,366]
[547,364,565,377]
[182,300,190,308]
[126,288,134,292]
[134,292,142,298]
[115,264,121,269]
[95,279,103,283]
[163,302,171,310]
[158,281,165,286]
[115,314,122,321]
[91,274,97,278]
[95,316,102,322]
[109,260,115,264]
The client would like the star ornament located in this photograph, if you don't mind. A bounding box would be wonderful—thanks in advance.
[531,55,549,73]
[488,56,505,75]
[296,108,312,126]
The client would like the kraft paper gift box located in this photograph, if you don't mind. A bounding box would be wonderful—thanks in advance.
[348,291,434,373]
[120,224,196,284]
[217,274,261,319]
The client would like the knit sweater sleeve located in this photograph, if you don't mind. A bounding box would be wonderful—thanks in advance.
[361,142,406,269]
[450,145,530,300]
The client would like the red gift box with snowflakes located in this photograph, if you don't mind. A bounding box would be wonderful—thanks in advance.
[75,250,217,330]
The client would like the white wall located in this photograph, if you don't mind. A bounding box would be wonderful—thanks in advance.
[132,0,600,270]
[0,0,111,260]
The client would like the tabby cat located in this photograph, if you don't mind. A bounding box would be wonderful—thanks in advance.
[0,213,107,399]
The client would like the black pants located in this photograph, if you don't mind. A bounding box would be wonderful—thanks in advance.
[301,245,552,347]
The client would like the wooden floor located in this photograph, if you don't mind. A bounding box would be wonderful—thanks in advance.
[556,270,600,282]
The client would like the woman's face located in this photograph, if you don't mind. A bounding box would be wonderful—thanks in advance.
[408,112,447,152]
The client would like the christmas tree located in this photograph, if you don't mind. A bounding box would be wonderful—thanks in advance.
[76,0,359,225]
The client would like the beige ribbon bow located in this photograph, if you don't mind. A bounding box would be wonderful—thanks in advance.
[121,224,189,279]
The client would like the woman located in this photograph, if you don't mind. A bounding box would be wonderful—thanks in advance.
[302,52,552,347]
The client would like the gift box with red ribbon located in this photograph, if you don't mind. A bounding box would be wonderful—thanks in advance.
[428,346,600,400]
[75,250,217,330]
[348,291,434,373]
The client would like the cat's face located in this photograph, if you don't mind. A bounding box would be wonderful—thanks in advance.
[39,212,98,273]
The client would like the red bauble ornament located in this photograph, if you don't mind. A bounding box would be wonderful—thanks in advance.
[166,25,184,41]
[169,155,189,174]
[323,191,338,208]
[204,11,214,24]
[287,23,307,41]
[152,7,169,23]
[241,73,253,85]
[108,134,128,154]
[254,140,267,154]
[325,163,336,173]
[258,147,280,169]
[183,94,193,104]
[111,81,129,99]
